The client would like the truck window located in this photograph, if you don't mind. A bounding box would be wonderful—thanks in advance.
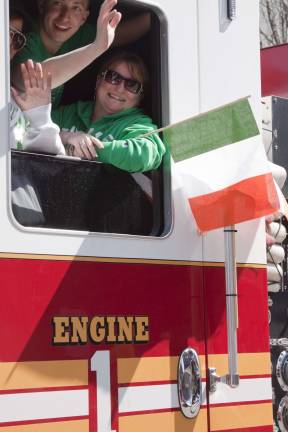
[10,0,171,237]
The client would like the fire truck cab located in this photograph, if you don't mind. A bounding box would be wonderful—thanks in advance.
[0,0,274,431]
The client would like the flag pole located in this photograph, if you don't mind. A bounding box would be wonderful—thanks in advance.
[224,225,240,388]
[208,226,240,391]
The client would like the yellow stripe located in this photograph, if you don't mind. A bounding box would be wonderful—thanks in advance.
[117,353,270,384]
[0,360,88,391]
[0,353,269,391]
[4,405,271,432]
[210,403,273,430]
[118,357,180,384]
[119,409,208,432]
[2,420,88,432]
[119,403,273,432]
[209,352,271,376]
[0,252,266,268]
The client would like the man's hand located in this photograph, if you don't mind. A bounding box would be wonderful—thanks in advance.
[11,60,52,111]
[61,131,104,159]
[95,0,122,53]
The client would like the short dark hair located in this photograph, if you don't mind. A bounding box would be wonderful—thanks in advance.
[98,50,149,92]
[38,0,90,14]
[10,0,33,34]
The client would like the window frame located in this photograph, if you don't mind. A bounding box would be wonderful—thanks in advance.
[8,0,172,239]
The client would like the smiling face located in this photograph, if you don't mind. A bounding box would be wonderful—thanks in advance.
[93,61,143,121]
[39,0,89,53]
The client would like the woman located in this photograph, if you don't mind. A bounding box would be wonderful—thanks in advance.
[52,51,166,173]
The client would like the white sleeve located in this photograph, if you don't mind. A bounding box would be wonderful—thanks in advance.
[22,103,65,155]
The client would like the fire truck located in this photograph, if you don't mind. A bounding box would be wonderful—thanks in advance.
[0,0,280,431]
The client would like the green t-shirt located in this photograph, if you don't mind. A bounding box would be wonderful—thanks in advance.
[52,101,166,172]
[13,23,96,108]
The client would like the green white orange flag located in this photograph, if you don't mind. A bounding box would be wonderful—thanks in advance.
[163,98,280,232]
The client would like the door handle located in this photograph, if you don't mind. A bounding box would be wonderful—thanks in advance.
[177,348,202,418]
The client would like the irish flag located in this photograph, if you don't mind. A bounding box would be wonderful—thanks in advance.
[163,98,279,232]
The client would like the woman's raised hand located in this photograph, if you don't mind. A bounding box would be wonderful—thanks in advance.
[11,60,52,112]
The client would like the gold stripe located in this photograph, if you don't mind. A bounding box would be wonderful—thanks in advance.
[3,419,88,432]
[0,252,266,268]
[118,357,180,384]
[119,403,273,432]
[208,352,271,376]
[210,403,273,430]
[0,353,269,391]
[0,360,88,391]
[117,353,270,384]
[119,409,208,432]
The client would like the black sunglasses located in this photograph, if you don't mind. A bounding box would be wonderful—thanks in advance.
[101,70,143,95]
[10,26,26,51]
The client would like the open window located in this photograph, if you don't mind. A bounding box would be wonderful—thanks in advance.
[10,0,171,236]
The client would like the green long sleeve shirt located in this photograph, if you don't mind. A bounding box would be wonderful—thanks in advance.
[52,101,166,173]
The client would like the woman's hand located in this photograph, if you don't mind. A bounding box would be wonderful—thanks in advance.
[11,60,51,111]
[95,0,122,53]
[60,131,104,159]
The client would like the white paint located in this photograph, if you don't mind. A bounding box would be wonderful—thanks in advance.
[118,378,272,414]
[0,0,266,265]
[91,350,115,432]
[118,383,179,413]
[0,389,88,423]
[197,0,261,123]
[203,378,272,405]
[0,377,272,423]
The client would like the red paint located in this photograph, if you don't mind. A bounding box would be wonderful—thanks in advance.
[261,44,288,97]
[0,416,88,428]
[0,385,88,395]
[210,400,272,408]
[117,407,179,417]
[0,258,205,361]
[0,258,269,360]
[0,257,272,431]
[213,427,273,432]
[204,266,270,354]
[88,368,97,432]
[118,379,178,387]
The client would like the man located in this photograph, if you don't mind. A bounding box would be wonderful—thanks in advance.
[10,0,122,147]
[10,0,122,225]
[10,1,63,226]
[12,0,150,107]
[10,1,64,153]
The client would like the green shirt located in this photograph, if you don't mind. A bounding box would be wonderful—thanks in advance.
[52,101,166,172]
[13,23,96,108]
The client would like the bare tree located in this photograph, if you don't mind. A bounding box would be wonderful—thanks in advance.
[260,0,288,47]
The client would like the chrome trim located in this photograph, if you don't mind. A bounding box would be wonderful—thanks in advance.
[278,395,288,432]
[178,348,202,418]
[277,350,288,391]
[224,225,240,387]
[271,339,288,347]
[208,367,220,393]
[227,0,236,20]
[208,367,239,393]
